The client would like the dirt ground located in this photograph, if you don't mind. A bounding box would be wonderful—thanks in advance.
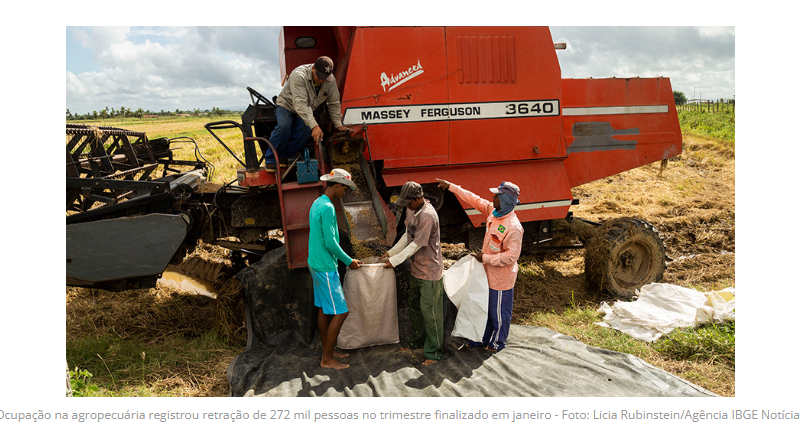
[66,134,734,396]
[510,134,734,317]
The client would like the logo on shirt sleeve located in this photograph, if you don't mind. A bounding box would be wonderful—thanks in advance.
[498,225,505,234]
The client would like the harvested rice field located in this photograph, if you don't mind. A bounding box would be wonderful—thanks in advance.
[66,126,734,396]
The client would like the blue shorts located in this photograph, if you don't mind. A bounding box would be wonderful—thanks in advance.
[310,268,348,315]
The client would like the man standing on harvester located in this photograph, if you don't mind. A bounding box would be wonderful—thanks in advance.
[265,56,352,171]
[308,168,363,369]
[437,179,524,352]
[382,182,445,365]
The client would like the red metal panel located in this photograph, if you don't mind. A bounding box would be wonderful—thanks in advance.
[281,185,324,269]
[561,77,682,187]
[331,26,354,95]
[446,27,565,165]
[341,27,449,168]
[455,34,515,84]
[286,227,311,268]
[282,186,321,224]
[280,27,340,85]
[332,26,352,57]
[382,159,573,226]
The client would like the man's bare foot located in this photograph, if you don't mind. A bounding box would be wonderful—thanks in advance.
[333,350,349,358]
[320,358,350,370]
[422,359,437,366]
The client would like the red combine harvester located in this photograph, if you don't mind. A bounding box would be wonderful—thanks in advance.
[243,26,680,298]
[66,26,681,300]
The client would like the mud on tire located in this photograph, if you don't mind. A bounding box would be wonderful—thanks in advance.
[584,218,666,299]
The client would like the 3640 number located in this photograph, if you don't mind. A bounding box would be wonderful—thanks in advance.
[505,101,556,116]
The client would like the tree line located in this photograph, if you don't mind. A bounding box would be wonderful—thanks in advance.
[66,106,240,121]
[673,91,735,113]
[674,91,735,105]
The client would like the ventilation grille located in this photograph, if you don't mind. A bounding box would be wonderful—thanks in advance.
[455,34,516,84]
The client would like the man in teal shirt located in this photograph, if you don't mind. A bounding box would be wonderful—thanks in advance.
[308,168,362,369]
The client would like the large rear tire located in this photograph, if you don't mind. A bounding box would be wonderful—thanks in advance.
[584,218,666,299]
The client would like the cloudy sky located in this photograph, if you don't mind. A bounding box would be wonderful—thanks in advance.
[65,26,734,115]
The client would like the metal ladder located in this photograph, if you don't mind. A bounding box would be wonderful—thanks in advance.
[205,119,327,269]
[246,137,325,269]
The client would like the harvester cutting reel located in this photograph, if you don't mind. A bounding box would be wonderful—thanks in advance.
[66,123,210,216]
[66,124,212,290]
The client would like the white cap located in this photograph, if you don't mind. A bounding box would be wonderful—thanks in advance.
[489,181,520,198]
[320,168,357,190]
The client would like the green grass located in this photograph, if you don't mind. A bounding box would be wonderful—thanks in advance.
[68,367,99,397]
[526,306,657,360]
[654,321,735,364]
[679,110,735,143]
[525,305,735,369]
[66,331,236,397]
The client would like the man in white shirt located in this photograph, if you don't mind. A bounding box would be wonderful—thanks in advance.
[265,56,351,171]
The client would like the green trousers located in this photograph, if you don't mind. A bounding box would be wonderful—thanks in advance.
[408,276,444,361]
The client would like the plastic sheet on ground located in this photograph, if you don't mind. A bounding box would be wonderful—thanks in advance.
[226,249,716,397]
[597,283,736,342]
[228,326,716,397]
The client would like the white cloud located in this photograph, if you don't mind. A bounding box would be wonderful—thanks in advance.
[697,26,735,36]
[73,26,131,54]
[106,40,141,63]
[66,26,283,114]
[552,26,734,100]
[129,26,191,39]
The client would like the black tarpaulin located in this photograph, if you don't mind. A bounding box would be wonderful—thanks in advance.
[226,248,716,397]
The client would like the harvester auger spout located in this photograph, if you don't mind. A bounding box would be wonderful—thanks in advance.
[328,127,393,259]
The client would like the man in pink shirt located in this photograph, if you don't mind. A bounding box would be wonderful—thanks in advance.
[438,179,524,352]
